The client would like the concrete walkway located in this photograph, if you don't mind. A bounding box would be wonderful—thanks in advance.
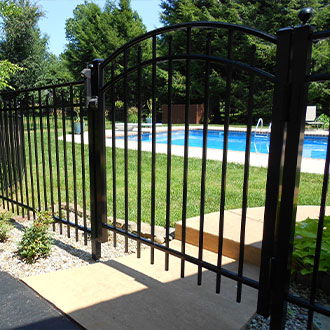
[23,240,259,330]
[0,271,82,330]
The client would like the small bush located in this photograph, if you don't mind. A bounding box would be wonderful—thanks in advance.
[128,106,138,123]
[18,211,54,264]
[292,216,330,275]
[0,211,13,242]
[316,114,329,129]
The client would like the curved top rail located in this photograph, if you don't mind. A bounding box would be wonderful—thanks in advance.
[101,21,277,68]
[101,54,275,93]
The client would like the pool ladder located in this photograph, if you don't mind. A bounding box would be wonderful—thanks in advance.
[255,118,264,137]
[254,118,270,153]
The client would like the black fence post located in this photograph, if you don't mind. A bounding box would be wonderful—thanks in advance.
[84,58,108,260]
[268,15,313,329]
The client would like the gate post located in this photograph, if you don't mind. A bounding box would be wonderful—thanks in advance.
[84,58,108,260]
[258,10,313,329]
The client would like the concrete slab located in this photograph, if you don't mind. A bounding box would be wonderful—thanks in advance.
[175,206,330,267]
[23,240,259,330]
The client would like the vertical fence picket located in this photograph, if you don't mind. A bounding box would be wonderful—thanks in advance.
[111,64,117,248]
[54,89,62,233]
[4,102,12,212]
[151,35,157,265]
[216,28,233,293]
[26,97,35,218]
[62,92,70,238]
[307,125,330,328]
[0,106,5,209]
[165,36,173,271]
[70,85,79,241]
[7,100,19,214]
[137,47,142,259]
[181,27,191,278]
[32,97,41,212]
[14,96,24,215]
[236,45,256,302]
[198,33,211,285]
[46,95,55,229]
[124,49,129,253]
[0,108,8,210]
[38,90,47,211]
[20,99,30,219]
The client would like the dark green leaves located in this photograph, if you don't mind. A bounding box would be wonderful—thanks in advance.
[293,216,330,275]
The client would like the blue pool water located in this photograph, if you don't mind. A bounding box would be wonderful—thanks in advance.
[126,129,328,160]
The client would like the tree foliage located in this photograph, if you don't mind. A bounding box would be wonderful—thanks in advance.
[158,0,329,122]
[0,0,23,90]
[0,0,49,89]
[0,0,72,90]
[0,60,22,90]
[63,0,147,78]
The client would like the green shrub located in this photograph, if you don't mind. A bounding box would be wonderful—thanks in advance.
[0,211,12,242]
[128,106,138,123]
[115,100,124,109]
[18,211,54,263]
[292,216,330,275]
[316,114,329,129]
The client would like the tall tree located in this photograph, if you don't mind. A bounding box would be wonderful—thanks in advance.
[0,0,49,89]
[159,0,330,122]
[0,0,22,90]
[63,0,147,78]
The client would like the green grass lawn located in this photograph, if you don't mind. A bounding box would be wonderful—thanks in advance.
[4,117,327,228]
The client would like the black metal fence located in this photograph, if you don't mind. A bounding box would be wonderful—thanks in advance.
[0,110,24,192]
[0,8,329,329]
[0,81,92,243]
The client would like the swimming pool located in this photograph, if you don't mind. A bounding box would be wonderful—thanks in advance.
[124,129,328,160]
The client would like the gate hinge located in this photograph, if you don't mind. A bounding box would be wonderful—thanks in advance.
[88,97,98,109]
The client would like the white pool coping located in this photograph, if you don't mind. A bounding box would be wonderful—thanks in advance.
[61,125,328,174]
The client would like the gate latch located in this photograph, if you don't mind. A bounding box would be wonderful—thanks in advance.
[88,97,98,110]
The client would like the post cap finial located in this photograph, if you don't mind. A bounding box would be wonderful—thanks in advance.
[298,8,313,25]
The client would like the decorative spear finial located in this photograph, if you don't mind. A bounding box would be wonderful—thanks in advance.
[298,8,313,25]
